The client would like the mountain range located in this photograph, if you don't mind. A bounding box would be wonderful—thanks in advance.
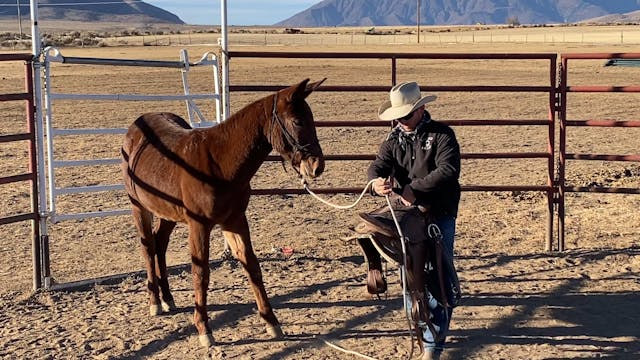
[276,0,640,27]
[1,0,640,26]
[0,0,183,24]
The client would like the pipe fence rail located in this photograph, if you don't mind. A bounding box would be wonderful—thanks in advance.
[557,52,640,251]
[0,53,41,289]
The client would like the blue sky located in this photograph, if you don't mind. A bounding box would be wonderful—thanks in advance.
[144,0,320,26]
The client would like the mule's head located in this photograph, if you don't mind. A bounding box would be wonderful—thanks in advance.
[269,78,326,181]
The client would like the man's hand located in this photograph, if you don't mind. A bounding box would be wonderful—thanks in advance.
[400,185,416,206]
[372,177,392,196]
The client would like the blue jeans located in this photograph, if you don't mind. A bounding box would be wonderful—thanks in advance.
[405,214,457,353]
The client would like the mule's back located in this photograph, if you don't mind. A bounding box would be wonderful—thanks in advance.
[123,112,191,151]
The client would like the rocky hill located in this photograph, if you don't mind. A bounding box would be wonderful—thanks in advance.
[275,0,640,27]
[0,0,183,24]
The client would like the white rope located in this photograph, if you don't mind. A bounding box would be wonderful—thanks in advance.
[322,339,379,360]
[385,195,418,360]
[302,179,377,209]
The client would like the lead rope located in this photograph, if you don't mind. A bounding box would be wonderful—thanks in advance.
[302,179,418,360]
[302,178,377,209]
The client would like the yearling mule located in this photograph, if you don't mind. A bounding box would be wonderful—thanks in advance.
[121,79,326,347]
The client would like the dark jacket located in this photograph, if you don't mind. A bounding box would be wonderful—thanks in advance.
[367,112,461,217]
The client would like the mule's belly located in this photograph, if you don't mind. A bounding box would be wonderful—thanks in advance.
[124,148,187,222]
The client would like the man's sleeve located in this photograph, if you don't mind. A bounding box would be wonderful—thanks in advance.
[367,140,394,181]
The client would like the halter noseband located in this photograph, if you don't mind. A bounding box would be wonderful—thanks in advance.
[271,93,311,155]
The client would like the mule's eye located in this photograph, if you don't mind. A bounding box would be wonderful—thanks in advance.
[292,117,304,127]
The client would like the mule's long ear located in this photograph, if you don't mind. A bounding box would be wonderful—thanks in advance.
[303,78,327,97]
[287,78,326,101]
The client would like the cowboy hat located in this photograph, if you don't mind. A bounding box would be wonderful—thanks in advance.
[377,81,437,121]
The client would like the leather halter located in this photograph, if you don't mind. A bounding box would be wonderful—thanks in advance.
[271,93,312,157]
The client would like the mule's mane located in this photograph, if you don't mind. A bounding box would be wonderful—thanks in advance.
[200,92,285,182]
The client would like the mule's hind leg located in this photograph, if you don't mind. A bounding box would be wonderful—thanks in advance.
[221,214,283,338]
[131,205,163,316]
[154,219,177,312]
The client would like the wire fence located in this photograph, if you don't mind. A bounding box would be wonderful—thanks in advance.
[3,27,640,49]
[119,29,640,47]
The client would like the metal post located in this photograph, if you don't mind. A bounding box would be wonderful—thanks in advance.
[558,59,568,252]
[221,0,229,122]
[16,0,23,38]
[31,0,51,288]
[546,57,557,252]
[417,0,421,44]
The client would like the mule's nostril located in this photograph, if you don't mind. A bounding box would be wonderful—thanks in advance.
[313,157,325,177]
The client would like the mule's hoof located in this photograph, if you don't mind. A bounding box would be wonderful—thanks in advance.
[149,304,162,316]
[161,299,176,312]
[199,334,214,348]
[266,324,284,339]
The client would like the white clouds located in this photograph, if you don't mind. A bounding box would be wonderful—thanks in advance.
[145,0,319,25]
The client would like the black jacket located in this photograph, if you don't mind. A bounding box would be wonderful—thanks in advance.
[367,113,461,217]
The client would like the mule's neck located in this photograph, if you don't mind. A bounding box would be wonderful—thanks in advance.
[204,95,275,183]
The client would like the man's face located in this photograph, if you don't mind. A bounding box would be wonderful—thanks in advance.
[397,106,424,131]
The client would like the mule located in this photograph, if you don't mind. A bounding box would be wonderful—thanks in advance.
[120,78,326,347]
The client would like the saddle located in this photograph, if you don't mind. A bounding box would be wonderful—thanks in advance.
[354,198,462,346]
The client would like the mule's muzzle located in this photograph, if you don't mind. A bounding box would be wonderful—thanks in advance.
[298,155,324,180]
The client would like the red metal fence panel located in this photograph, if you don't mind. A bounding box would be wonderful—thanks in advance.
[558,52,640,251]
[228,51,558,250]
[0,53,41,289]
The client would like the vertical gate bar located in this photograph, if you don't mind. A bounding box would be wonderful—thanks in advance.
[391,57,397,86]
[180,49,194,124]
[558,58,568,251]
[43,56,57,221]
[546,56,557,252]
[25,58,42,290]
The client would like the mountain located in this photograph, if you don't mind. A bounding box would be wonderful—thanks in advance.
[582,9,640,24]
[0,0,184,24]
[275,0,640,27]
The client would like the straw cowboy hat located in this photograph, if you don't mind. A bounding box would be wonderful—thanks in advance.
[377,81,437,121]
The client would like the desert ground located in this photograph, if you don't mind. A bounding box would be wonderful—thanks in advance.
[0,25,639,359]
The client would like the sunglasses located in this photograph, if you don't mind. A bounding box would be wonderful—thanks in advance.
[397,110,415,122]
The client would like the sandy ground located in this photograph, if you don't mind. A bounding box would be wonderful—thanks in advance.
[0,35,639,359]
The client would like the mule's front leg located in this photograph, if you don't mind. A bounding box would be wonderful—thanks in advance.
[222,215,283,339]
[188,220,214,347]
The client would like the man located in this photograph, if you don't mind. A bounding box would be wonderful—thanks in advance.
[367,81,461,360]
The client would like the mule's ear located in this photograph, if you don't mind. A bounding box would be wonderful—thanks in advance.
[288,78,326,101]
[304,78,327,96]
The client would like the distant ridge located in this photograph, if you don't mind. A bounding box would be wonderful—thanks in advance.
[0,0,184,24]
[275,0,640,27]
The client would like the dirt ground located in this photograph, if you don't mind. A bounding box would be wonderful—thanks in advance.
[0,33,639,359]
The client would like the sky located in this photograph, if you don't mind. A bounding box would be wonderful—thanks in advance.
[144,0,320,26]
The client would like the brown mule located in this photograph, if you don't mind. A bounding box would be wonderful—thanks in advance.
[120,79,326,347]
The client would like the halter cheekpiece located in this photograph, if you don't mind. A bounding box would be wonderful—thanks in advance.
[271,93,311,155]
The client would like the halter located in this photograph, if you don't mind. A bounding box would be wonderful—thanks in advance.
[271,93,312,156]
